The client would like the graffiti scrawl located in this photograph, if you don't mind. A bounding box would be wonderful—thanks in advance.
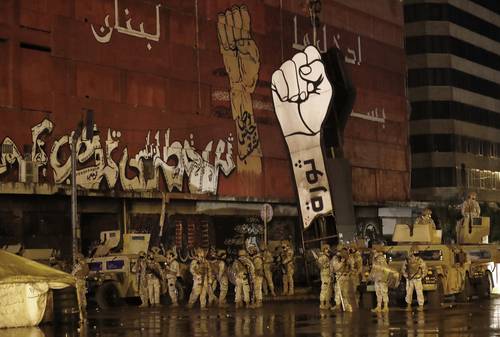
[2,119,236,195]
[217,5,262,174]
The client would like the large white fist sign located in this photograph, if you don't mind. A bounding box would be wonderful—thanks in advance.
[271,45,333,229]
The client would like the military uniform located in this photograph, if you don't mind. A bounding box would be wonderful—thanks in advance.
[262,247,276,296]
[281,243,295,296]
[164,249,179,307]
[146,252,162,306]
[188,248,208,309]
[233,250,251,308]
[317,245,332,309]
[215,250,229,307]
[71,253,89,318]
[249,247,264,307]
[348,247,363,306]
[132,251,149,307]
[369,251,390,312]
[330,250,352,312]
[402,250,427,310]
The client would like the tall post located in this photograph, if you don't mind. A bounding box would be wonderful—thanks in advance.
[71,134,78,265]
[264,217,267,245]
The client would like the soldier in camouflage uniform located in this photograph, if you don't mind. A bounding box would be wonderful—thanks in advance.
[164,248,180,307]
[260,244,276,297]
[348,243,363,307]
[248,244,264,307]
[215,249,229,307]
[146,251,162,306]
[402,247,427,311]
[132,251,149,307]
[233,249,252,308]
[280,241,295,296]
[369,250,390,312]
[72,253,89,319]
[330,247,352,312]
[317,244,332,309]
[188,248,209,309]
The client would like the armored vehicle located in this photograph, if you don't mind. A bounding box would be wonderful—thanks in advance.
[363,214,498,307]
[86,230,151,308]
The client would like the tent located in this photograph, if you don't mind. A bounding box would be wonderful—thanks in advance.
[0,250,77,329]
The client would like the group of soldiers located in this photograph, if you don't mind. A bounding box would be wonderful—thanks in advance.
[123,240,296,310]
[315,243,428,313]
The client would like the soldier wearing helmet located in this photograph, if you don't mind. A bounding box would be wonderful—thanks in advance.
[71,253,90,318]
[233,249,252,308]
[317,244,332,309]
[260,243,276,297]
[247,244,264,307]
[414,208,436,229]
[347,242,363,307]
[402,246,427,311]
[330,244,352,312]
[369,250,390,312]
[132,250,149,307]
[188,248,209,309]
[164,248,180,307]
[280,241,295,296]
[145,251,162,306]
[213,249,229,307]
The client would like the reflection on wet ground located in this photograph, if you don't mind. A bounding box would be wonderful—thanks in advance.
[2,298,500,337]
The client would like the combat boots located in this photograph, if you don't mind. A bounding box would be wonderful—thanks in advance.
[371,306,382,313]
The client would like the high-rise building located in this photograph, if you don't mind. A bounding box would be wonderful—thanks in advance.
[405,0,500,202]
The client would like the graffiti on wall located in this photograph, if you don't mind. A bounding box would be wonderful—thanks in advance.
[91,0,162,50]
[0,119,236,195]
[217,5,263,174]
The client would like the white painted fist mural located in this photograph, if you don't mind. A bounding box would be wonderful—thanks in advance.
[271,45,334,229]
[271,45,333,138]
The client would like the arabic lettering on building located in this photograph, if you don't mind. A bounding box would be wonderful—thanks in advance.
[0,119,236,195]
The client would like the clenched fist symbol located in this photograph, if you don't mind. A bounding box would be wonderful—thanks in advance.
[272,45,333,138]
[217,5,260,93]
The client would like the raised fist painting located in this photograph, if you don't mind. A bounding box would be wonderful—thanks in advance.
[217,5,262,174]
[271,45,333,228]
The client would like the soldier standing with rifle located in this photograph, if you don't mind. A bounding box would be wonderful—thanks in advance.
[72,253,89,320]
[280,241,295,296]
[260,243,277,297]
[146,251,162,306]
[369,250,390,313]
[315,244,332,309]
[132,251,149,307]
[188,248,209,309]
[402,247,427,311]
[248,244,264,307]
[330,245,352,312]
[164,248,180,307]
[233,249,252,308]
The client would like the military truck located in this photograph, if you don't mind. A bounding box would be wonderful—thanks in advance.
[85,230,151,308]
[363,214,498,307]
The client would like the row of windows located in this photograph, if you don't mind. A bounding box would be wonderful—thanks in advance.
[412,167,500,190]
[410,101,500,129]
[412,167,456,188]
[404,3,500,43]
[410,134,500,157]
[407,68,500,100]
[469,0,500,15]
[405,36,500,71]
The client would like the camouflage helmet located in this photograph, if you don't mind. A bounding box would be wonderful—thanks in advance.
[422,208,432,216]
[75,253,85,262]
[238,249,247,257]
[166,248,177,259]
[138,251,146,258]
[321,244,330,253]
[409,245,419,256]
[151,246,162,255]
[468,191,477,199]
[217,249,227,259]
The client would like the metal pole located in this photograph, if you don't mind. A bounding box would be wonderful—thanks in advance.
[71,135,78,265]
[264,217,268,245]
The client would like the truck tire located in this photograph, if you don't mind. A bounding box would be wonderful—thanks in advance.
[457,274,472,302]
[427,276,444,308]
[479,271,492,299]
[96,282,123,309]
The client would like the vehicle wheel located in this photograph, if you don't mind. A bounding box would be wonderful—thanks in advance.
[479,271,492,299]
[457,274,472,302]
[96,282,123,309]
[427,276,444,308]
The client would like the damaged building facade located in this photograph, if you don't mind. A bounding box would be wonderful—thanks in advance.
[0,0,408,258]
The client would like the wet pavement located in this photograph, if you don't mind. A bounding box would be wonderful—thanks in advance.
[3,298,500,337]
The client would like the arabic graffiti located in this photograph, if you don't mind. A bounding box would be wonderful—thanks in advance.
[293,16,363,66]
[217,5,262,174]
[91,0,161,50]
[0,119,53,180]
[0,119,236,195]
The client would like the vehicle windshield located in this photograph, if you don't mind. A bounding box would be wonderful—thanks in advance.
[467,250,491,260]
[416,250,442,261]
[386,251,407,262]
